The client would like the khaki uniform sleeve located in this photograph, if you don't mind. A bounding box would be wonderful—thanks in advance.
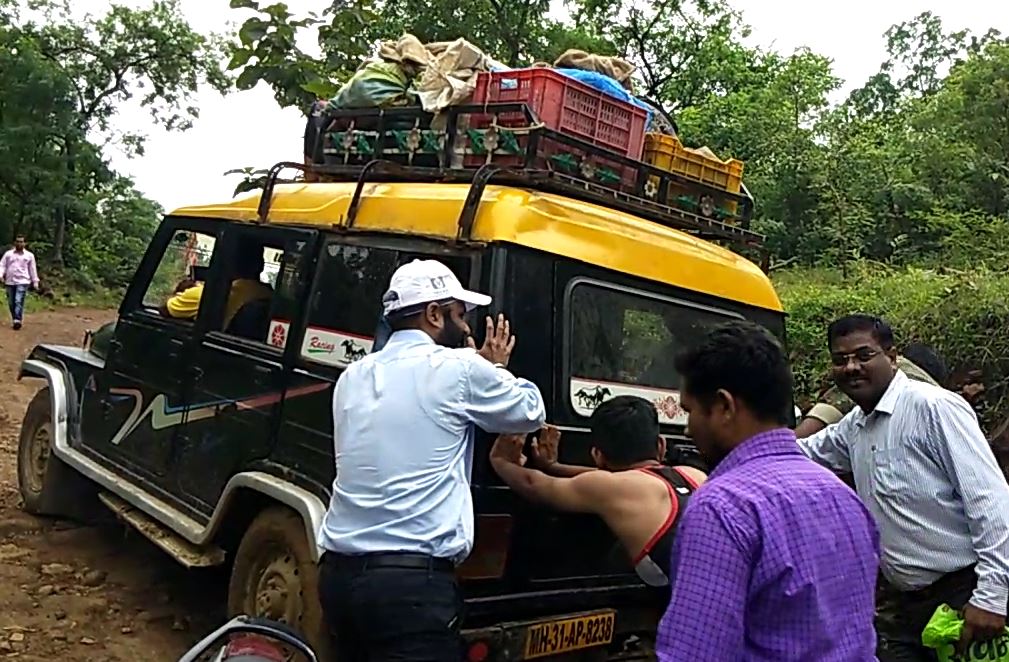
[804,384,855,425]
[897,355,939,386]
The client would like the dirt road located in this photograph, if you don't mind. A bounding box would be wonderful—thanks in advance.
[0,309,226,661]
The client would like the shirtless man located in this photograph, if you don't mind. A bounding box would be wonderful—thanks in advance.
[490,395,706,587]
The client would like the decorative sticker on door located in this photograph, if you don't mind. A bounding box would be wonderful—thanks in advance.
[300,327,374,368]
[268,319,290,349]
[570,377,688,426]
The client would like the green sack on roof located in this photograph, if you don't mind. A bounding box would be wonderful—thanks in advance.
[330,61,415,110]
[922,604,1009,662]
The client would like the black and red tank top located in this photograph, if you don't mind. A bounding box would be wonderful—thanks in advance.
[631,466,701,587]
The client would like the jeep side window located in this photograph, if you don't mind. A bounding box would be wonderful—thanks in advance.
[568,282,738,423]
[143,230,218,319]
[302,242,400,367]
[301,241,472,368]
[211,233,312,347]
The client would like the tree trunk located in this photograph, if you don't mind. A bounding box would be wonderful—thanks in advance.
[52,205,66,267]
[52,140,77,268]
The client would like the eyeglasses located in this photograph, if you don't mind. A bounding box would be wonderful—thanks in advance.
[830,348,882,367]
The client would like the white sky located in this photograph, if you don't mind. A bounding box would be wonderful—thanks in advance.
[71,0,1009,213]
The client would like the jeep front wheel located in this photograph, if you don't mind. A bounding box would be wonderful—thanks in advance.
[18,388,96,519]
[228,506,330,659]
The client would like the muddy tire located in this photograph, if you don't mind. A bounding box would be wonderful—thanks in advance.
[228,506,330,660]
[17,388,98,520]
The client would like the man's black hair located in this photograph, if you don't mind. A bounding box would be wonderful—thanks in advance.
[235,239,265,279]
[589,396,661,466]
[826,314,895,351]
[674,321,793,424]
[903,342,948,385]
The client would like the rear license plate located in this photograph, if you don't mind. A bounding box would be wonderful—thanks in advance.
[522,611,615,659]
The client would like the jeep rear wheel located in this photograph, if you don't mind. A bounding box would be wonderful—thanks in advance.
[18,388,97,519]
[228,506,330,659]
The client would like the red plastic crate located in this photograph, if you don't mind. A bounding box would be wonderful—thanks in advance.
[471,68,647,160]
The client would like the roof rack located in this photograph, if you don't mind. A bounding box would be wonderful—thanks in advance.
[256,159,766,254]
[256,101,767,263]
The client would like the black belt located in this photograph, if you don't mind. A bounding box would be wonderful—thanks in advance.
[323,551,454,573]
[879,565,976,601]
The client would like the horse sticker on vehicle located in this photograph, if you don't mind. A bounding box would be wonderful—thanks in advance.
[299,326,373,368]
[570,377,688,425]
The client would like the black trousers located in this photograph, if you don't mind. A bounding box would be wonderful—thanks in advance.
[317,551,464,662]
[876,566,977,662]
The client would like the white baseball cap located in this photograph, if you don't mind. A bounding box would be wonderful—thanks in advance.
[382,259,492,317]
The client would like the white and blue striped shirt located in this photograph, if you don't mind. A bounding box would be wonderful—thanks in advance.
[318,330,546,563]
[799,370,1009,615]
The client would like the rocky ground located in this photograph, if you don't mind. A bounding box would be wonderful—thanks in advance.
[0,309,226,661]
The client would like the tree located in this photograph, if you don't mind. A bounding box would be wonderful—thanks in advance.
[573,0,759,110]
[0,23,82,244]
[18,0,230,265]
[881,11,1000,99]
[68,175,164,289]
[229,0,607,111]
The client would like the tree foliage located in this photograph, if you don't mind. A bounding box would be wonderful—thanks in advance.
[0,0,226,287]
[224,3,1009,422]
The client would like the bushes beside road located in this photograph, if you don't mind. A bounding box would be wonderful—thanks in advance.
[778,262,1009,433]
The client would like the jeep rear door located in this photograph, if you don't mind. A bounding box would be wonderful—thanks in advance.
[502,251,747,588]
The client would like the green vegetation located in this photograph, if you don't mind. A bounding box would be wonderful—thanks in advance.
[229,0,1009,424]
[0,0,228,297]
[5,0,1009,425]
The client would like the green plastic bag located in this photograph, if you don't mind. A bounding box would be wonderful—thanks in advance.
[922,604,1009,662]
[330,61,415,109]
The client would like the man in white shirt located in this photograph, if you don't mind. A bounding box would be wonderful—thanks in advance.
[0,235,40,330]
[316,259,546,661]
[798,314,1009,661]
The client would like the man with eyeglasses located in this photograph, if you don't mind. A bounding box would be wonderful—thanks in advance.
[795,347,943,438]
[797,314,1009,661]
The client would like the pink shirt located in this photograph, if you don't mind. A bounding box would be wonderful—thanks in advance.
[0,249,39,287]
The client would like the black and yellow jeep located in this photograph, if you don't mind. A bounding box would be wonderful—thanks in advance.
[16,104,785,660]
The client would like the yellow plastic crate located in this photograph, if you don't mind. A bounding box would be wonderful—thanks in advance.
[643,133,744,194]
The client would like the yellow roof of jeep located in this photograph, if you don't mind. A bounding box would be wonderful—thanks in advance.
[172,182,782,312]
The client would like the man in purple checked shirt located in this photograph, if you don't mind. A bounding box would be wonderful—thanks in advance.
[656,320,880,662]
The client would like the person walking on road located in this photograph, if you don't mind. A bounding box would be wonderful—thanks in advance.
[799,314,1009,661]
[657,320,880,662]
[0,235,40,331]
[316,259,546,661]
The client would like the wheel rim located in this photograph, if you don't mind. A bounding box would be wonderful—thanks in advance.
[25,423,51,495]
[251,547,305,626]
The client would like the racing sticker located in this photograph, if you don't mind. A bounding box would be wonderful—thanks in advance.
[300,327,374,368]
[569,377,688,426]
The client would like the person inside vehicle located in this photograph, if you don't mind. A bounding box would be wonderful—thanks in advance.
[795,341,946,437]
[490,395,706,588]
[162,239,272,329]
